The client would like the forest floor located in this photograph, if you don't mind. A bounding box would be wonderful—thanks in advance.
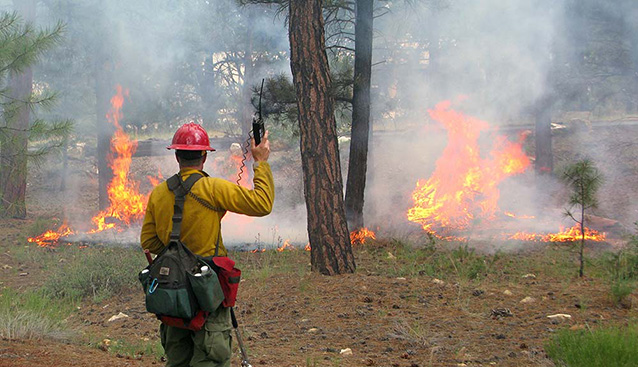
[2,214,638,367]
[3,124,638,367]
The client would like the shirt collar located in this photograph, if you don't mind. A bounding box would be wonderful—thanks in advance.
[179,168,209,177]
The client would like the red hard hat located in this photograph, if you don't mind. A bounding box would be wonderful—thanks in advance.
[167,122,215,151]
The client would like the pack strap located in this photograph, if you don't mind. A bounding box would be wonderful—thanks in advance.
[167,173,204,241]
[214,231,221,257]
[167,171,225,256]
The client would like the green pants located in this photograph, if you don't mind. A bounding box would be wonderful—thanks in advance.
[160,307,232,367]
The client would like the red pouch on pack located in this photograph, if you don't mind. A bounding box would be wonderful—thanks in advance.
[211,257,241,307]
[159,310,208,331]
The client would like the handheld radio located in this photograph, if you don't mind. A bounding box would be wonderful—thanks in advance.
[252,79,265,145]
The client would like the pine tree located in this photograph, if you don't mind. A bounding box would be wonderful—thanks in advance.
[289,0,356,275]
[562,159,604,277]
[0,8,71,218]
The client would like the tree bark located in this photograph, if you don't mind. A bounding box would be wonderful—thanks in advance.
[94,17,115,210]
[534,95,553,176]
[0,0,36,218]
[344,0,374,230]
[289,0,356,275]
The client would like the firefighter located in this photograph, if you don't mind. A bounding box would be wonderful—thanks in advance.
[141,122,274,367]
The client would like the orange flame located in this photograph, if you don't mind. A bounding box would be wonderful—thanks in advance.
[504,212,535,219]
[277,239,296,252]
[350,228,376,245]
[407,100,530,235]
[27,222,74,248]
[304,242,311,251]
[508,225,606,242]
[147,168,163,187]
[28,85,158,247]
[89,85,147,233]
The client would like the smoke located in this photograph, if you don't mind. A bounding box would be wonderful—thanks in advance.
[23,0,637,250]
[363,0,618,243]
[363,0,638,245]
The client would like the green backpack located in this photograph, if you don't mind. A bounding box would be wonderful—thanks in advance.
[139,173,224,327]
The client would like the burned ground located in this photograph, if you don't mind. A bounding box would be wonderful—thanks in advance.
[2,217,637,367]
[2,125,638,367]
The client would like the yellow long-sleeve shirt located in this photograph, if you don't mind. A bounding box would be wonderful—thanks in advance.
[140,161,274,256]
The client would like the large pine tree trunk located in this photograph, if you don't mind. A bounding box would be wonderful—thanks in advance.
[289,0,356,275]
[0,0,36,218]
[344,0,374,230]
[534,95,553,176]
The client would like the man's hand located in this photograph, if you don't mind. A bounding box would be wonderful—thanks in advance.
[251,130,270,162]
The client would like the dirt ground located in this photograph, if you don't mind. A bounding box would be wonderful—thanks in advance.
[2,218,637,367]
[3,127,638,367]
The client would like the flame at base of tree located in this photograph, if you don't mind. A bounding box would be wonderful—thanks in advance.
[89,86,147,233]
[407,100,530,236]
[350,228,376,245]
[27,85,160,248]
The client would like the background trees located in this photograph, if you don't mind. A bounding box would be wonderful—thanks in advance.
[0,1,70,218]
[3,0,638,271]
[344,0,373,230]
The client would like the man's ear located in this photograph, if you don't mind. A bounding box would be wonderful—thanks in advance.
[175,152,180,164]
[202,153,207,164]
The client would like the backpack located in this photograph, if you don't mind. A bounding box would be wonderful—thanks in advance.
[139,173,224,331]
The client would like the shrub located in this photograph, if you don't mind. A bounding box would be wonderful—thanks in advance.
[233,249,309,281]
[0,289,76,340]
[610,280,634,307]
[448,245,488,280]
[107,338,164,360]
[546,324,638,367]
[44,246,147,301]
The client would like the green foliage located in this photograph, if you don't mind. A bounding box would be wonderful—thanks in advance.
[357,239,493,281]
[448,245,489,280]
[609,280,634,306]
[0,11,71,150]
[0,12,63,76]
[260,74,300,147]
[106,338,164,360]
[598,241,638,282]
[27,216,57,238]
[562,159,604,215]
[261,64,354,142]
[546,324,638,367]
[596,224,638,306]
[44,247,147,301]
[561,159,604,277]
[233,249,309,282]
[0,10,72,217]
[0,288,76,340]
[377,239,440,278]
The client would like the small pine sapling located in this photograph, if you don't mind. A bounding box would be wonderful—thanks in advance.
[561,159,603,277]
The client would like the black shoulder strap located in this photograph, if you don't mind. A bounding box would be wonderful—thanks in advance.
[167,173,204,241]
